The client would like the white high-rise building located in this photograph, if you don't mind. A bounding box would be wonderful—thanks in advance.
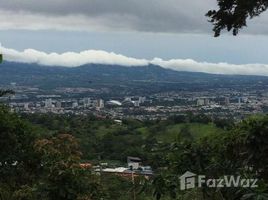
[83,98,92,107]
[45,99,53,108]
[24,103,29,110]
[138,97,146,104]
[197,99,205,106]
[56,101,62,108]
[96,99,104,109]
[238,97,242,107]
[204,98,210,105]
[72,101,78,108]
[224,97,230,105]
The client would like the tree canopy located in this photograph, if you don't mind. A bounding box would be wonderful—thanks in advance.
[207,0,268,36]
[0,90,14,97]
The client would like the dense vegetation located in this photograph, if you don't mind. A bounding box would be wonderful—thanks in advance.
[0,104,268,199]
[207,0,268,37]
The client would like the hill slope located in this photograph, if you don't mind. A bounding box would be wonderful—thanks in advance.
[0,61,268,94]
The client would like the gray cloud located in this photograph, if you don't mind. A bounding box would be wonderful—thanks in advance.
[3,46,268,76]
[0,0,216,33]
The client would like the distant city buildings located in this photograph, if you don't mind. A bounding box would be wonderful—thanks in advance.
[197,98,210,106]
[96,99,104,109]
[2,83,268,121]
[224,97,230,105]
[45,98,53,108]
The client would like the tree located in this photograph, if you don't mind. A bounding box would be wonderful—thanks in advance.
[0,90,14,97]
[207,0,268,37]
[148,115,268,199]
[232,116,268,180]
[0,106,39,199]
[34,134,102,200]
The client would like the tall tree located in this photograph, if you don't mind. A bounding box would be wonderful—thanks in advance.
[34,134,102,200]
[0,106,39,199]
[207,0,268,36]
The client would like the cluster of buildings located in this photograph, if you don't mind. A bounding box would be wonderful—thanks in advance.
[2,83,268,120]
[90,157,153,178]
[8,97,105,113]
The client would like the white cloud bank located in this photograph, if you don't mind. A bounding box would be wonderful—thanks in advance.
[2,46,268,76]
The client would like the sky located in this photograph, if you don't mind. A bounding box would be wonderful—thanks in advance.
[1,0,268,75]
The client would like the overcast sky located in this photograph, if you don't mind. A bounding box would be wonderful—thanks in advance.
[1,0,268,75]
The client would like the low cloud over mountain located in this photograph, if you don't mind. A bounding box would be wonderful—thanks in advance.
[2,46,268,76]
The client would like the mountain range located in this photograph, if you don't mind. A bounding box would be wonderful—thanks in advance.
[0,61,268,94]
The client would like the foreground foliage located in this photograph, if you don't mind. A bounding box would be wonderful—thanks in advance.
[0,106,268,199]
[207,0,268,37]
[149,115,268,199]
[0,106,103,200]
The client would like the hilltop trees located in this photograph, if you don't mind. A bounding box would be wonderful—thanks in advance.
[149,115,268,199]
[0,106,39,199]
[207,0,268,36]
[34,134,102,200]
[0,107,103,200]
